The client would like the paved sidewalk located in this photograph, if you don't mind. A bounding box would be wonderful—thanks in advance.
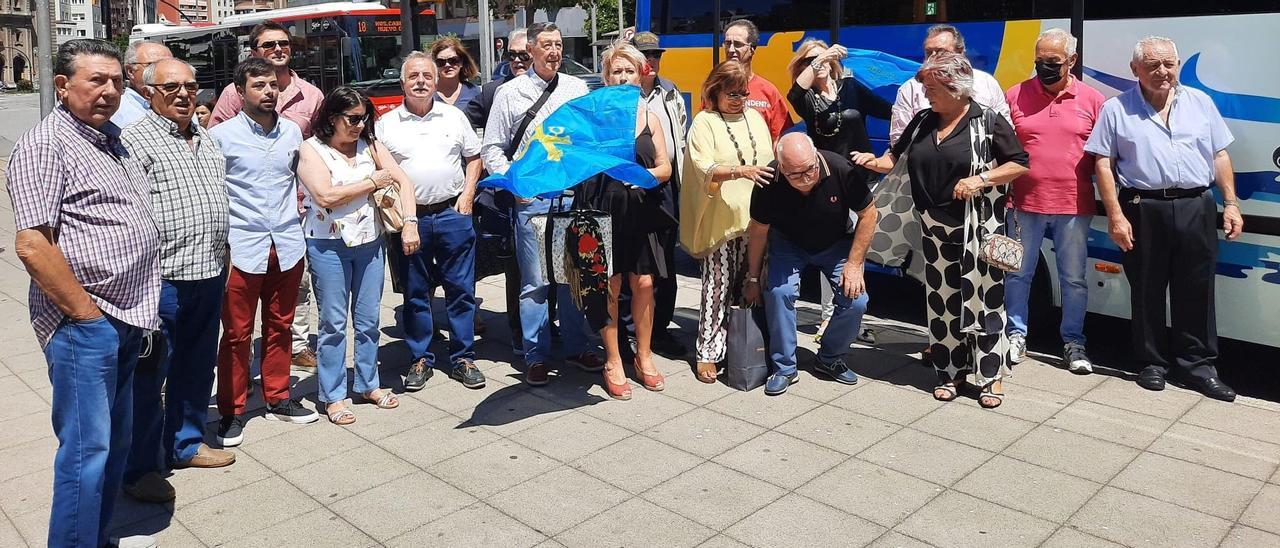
[3,150,1280,548]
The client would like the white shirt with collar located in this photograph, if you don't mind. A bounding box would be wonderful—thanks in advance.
[889,68,1012,145]
[377,100,481,206]
[480,70,589,176]
[111,87,151,130]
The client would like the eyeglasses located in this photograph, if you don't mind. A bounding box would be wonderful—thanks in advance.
[506,50,531,63]
[435,56,463,68]
[782,162,820,180]
[153,81,199,95]
[256,40,290,50]
[723,40,752,51]
[340,113,370,126]
[725,90,749,100]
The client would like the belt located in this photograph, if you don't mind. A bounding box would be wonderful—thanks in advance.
[1120,186,1208,202]
[417,196,459,216]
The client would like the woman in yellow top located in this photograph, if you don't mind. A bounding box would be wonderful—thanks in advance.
[680,60,776,384]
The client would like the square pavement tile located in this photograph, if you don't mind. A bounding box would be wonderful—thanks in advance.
[0,380,49,424]
[0,436,56,483]
[281,444,417,501]
[695,535,752,548]
[570,435,703,494]
[911,402,1037,452]
[386,502,547,547]
[642,461,787,531]
[705,389,823,429]
[783,371,867,404]
[1110,452,1263,521]
[642,408,767,459]
[1240,483,1280,535]
[0,410,52,450]
[578,392,697,433]
[216,508,377,548]
[1180,399,1280,446]
[1039,527,1126,548]
[1147,422,1280,481]
[774,405,900,456]
[1003,425,1141,483]
[431,440,561,499]
[1044,399,1174,449]
[952,455,1102,522]
[179,476,321,546]
[330,471,478,542]
[239,421,366,473]
[457,389,575,436]
[828,382,942,426]
[1,350,47,375]
[725,493,885,548]
[896,490,1057,548]
[1081,377,1201,420]
[1220,525,1280,548]
[858,428,994,486]
[985,385,1071,424]
[0,470,51,518]
[866,531,934,548]
[169,450,275,509]
[9,509,50,547]
[1068,487,1231,548]
[410,373,521,415]
[379,415,503,468]
[106,515,204,547]
[488,465,630,537]
[1003,361,1104,398]
[656,372,733,407]
[711,430,848,490]
[554,497,715,548]
[795,458,941,528]
[340,395,450,441]
[508,412,633,462]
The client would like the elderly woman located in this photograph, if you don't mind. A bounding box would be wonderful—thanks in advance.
[572,44,673,400]
[297,87,419,424]
[853,53,1028,408]
[431,36,480,111]
[680,60,776,384]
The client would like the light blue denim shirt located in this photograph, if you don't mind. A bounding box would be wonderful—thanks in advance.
[210,112,306,274]
[1084,85,1233,190]
[110,87,151,130]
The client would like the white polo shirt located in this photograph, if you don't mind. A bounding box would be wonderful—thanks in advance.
[376,101,481,206]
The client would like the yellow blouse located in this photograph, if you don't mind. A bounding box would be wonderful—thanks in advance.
[678,109,775,258]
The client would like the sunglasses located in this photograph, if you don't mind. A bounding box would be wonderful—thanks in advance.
[506,51,531,63]
[435,56,463,68]
[153,81,199,95]
[725,90,749,100]
[256,40,290,50]
[339,113,370,126]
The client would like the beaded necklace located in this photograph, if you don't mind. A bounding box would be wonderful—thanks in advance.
[717,112,758,166]
[810,79,842,137]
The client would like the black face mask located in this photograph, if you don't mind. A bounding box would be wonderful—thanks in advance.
[1035,60,1066,86]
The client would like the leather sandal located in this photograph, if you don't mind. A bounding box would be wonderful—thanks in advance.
[327,405,356,425]
[933,383,959,402]
[362,389,399,409]
[696,362,718,384]
[603,364,632,401]
[980,381,1004,409]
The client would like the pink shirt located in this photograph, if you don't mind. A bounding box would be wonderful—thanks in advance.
[1006,77,1105,216]
[208,70,324,139]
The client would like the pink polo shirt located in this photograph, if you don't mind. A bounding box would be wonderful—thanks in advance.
[1005,77,1105,216]
[208,70,324,139]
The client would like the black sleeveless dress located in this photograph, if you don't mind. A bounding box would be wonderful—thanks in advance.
[572,122,676,277]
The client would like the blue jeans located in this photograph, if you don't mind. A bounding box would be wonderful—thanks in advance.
[308,239,384,403]
[45,314,142,548]
[403,206,477,367]
[513,198,594,365]
[125,274,225,484]
[1004,210,1091,345]
[764,232,869,376]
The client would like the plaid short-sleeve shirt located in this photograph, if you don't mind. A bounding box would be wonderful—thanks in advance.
[5,106,161,346]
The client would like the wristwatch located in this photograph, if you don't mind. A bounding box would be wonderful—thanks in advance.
[978,172,991,186]
[403,216,419,224]
[1223,199,1240,208]
[747,275,760,283]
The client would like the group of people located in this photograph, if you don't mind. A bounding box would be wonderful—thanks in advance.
[4,16,1245,548]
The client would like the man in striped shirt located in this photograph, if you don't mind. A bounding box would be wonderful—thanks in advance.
[120,58,235,506]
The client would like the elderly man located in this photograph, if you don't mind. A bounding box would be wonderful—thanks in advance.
[7,39,160,548]
[744,133,877,396]
[378,51,486,390]
[119,58,235,505]
[722,19,792,141]
[112,41,171,129]
[208,20,324,370]
[1004,29,1106,373]
[210,58,318,447]
[889,24,1010,145]
[482,21,602,386]
[467,27,530,130]
[1085,36,1242,402]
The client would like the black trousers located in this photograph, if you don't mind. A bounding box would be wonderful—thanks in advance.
[1119,190,1218,379]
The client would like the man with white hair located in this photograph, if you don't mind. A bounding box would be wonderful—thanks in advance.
[120,58,235,504]
[744,133,878,396]
[111,41,172,129]
[889,24,1010,145]
[377,51,487,391]
[1084,36,1244,402]
[1003,28,1105,372]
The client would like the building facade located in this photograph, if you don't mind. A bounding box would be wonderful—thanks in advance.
[0,0,35,86]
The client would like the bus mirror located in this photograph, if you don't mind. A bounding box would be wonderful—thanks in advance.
[340,36,352,55]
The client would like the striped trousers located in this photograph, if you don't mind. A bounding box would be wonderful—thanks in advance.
[696,236,749,363]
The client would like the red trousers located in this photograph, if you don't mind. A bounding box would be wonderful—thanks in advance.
[217,246,304,416]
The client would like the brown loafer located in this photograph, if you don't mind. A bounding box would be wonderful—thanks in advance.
[172,443,236,469]
[291,347,317,368]
[124,471,175,503]
[526,362,550,386]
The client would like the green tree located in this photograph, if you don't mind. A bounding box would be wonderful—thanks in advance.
[111,35,131,55]
[578,0,636,38]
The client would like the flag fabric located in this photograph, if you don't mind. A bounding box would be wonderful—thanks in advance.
[480,84,658,199]
[842,49,923,103]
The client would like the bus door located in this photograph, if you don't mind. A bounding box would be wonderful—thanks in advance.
[309,35,344,92]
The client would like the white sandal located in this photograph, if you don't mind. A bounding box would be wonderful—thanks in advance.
[363,390,399,409]
[327,406,356,425]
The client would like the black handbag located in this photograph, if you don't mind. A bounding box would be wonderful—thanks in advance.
[725,306,769,391]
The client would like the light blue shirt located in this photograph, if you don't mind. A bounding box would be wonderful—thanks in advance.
[209,112,306,274]
[111,87,151,130]
[1084,85,1233,190]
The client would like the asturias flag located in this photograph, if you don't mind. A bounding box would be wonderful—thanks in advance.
[480,84,658,199]
[842,48,922,103]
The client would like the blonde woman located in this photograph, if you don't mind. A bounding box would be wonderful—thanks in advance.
[680,60,775,384]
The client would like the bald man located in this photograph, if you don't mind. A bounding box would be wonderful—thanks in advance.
[112,41,172,129]
[744,134,878,396]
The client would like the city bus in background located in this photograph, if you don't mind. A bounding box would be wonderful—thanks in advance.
[638,0,1280,350]
[130,2,438,113]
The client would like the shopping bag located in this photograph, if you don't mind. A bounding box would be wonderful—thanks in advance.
[724,306,769,391]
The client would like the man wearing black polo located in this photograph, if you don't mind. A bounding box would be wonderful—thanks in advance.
[744,133,878,396]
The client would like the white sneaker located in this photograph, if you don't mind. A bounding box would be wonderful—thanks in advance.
[1064,342,1093,374]
[1008,333,1027,364]
[110,535,158,548]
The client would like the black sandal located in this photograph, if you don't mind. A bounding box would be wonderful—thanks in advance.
[979,382,1004,409]
[933,383,959,402]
